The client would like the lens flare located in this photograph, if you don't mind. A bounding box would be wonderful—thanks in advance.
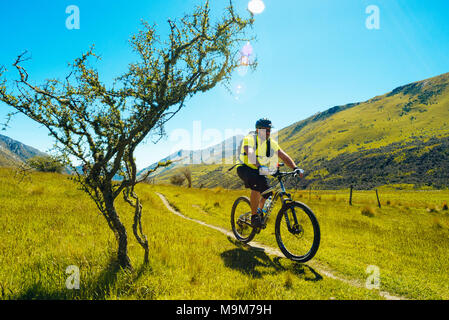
[240,55,250,67]
[233,83,246,100]
[237,42,254,76]
[237,65,248,77]
[248,0,265,15]
[241,42,253,57]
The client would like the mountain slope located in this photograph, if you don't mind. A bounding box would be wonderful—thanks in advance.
[280,73,449,163]
[138,135,244,178]
[280,72,449,189]
[0,134,47,166]
[145,72,449,189]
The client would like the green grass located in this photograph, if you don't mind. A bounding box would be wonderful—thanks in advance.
[0,168,384,300]
[154,184,449,300]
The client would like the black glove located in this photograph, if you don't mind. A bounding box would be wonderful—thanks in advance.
[293,167,304,177]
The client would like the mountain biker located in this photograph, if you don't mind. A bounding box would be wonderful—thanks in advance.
[236,118,303,228]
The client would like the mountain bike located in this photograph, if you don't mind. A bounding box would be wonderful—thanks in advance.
[231,165,320,263]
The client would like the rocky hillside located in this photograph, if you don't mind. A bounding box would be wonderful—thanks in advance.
[0,134,46,167]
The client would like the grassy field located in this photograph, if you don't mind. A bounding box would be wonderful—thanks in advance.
[153,184,449,300]
[0,167,448,299]
[0,168,383,300]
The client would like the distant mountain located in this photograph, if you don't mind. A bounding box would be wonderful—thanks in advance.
[137,134,244,179]
[0,134,47,166]
[145,72,449,190]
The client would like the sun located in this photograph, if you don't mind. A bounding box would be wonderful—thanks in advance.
[248,0,265,15]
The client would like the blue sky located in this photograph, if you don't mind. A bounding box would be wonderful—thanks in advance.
[1,0,449,169]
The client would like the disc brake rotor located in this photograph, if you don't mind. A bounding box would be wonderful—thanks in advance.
[291,224,304,237]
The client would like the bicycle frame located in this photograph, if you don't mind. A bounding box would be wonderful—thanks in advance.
[260,171,300,230]
[232,167,320,262]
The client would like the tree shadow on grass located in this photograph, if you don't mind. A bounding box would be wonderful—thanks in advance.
[221,237,322,282]
[10,257,152,300]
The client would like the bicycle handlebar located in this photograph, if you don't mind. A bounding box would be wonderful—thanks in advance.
[272,169,303,179]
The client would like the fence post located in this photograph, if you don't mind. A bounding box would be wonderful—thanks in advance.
[376,189,381,208]
[349,185,353,206]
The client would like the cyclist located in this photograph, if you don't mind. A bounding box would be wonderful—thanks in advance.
[236,118,303,228]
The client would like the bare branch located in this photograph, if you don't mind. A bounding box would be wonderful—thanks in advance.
[0,0,255,270]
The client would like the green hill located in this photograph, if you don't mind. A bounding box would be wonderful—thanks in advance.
[150,72,449,190]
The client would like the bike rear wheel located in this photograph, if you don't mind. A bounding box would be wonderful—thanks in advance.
[275,201,320,263]
[231,196,257,243]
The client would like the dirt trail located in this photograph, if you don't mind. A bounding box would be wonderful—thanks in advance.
[155,192,407,300]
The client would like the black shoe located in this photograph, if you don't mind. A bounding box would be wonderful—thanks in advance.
[251,213,263,228]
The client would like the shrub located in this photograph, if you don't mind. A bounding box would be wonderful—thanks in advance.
[170,174,186,186]
[361,206,376,218]
[181,167,192,188]
[26,155,65,173]
[442,202,448,211]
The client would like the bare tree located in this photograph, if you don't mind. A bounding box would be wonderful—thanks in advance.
[170,174,186,186]
[0,1,255,270]
[181,167,193,188]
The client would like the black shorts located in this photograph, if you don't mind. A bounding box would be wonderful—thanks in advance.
[236,165,272,199]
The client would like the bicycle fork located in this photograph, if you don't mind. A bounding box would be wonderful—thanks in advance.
[282,199,301,234]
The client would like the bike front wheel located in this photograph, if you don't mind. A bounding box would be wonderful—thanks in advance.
[275,201,320,263]
[231,196,257,244]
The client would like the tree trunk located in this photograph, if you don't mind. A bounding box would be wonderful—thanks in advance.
[104,192,133,271]
[132,197,150,264]
[114,220,132,271]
